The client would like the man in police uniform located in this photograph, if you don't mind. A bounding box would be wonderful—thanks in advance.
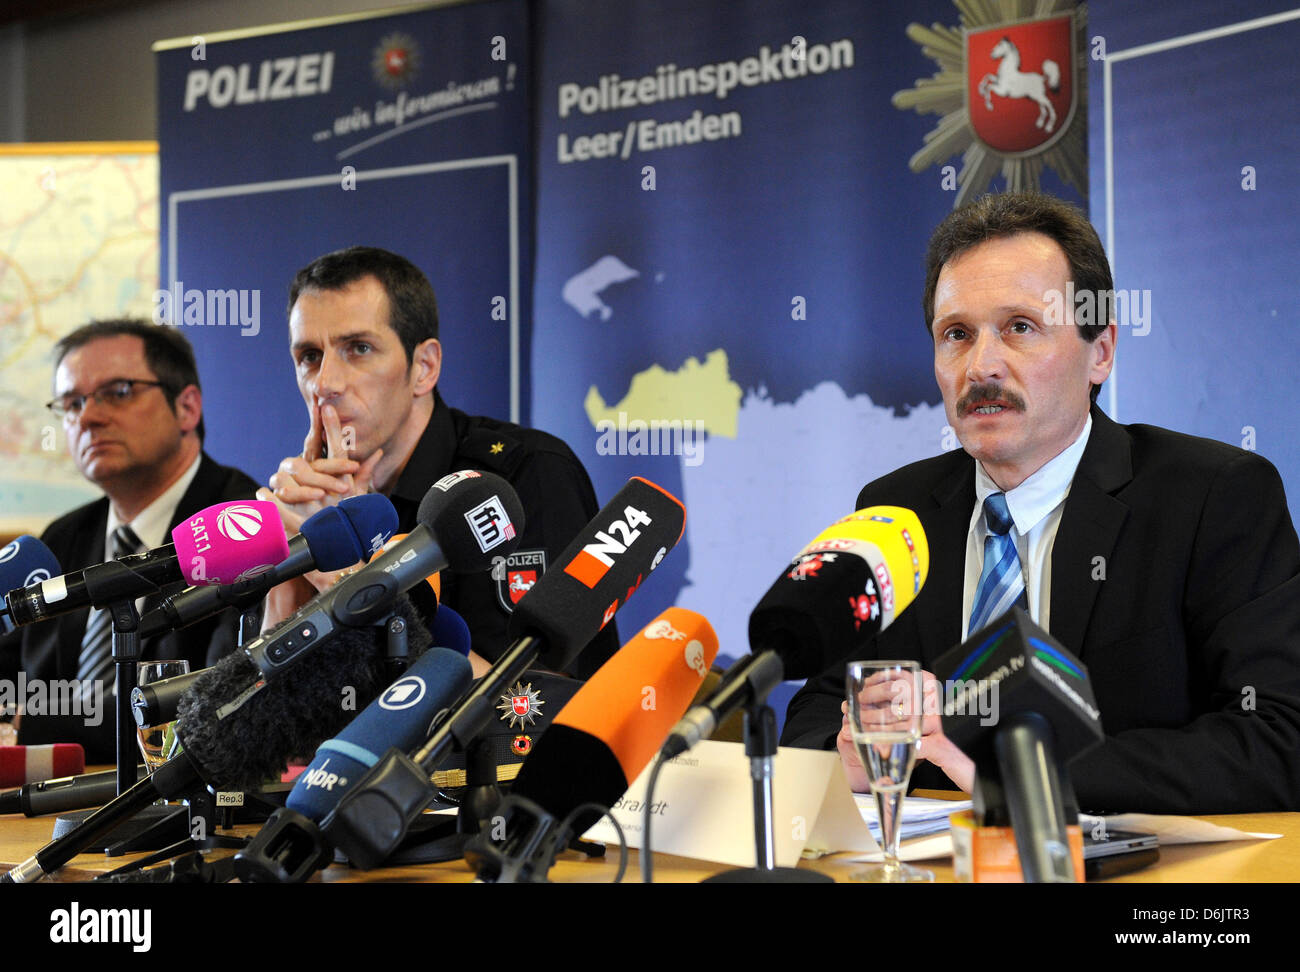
[259,246,617,679]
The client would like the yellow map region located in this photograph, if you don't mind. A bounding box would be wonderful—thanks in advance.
[583,348,743,437]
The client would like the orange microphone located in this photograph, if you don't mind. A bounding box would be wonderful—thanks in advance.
[465,607,718,881]
[529,606,719,792]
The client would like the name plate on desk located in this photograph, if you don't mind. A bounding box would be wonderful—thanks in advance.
[583,740,879,868]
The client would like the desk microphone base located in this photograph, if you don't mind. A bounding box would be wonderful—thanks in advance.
[702,866,833,883]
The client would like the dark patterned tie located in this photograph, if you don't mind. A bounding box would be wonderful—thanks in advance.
[77,524,144,693]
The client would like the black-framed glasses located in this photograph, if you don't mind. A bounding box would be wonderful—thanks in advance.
[46,379,171,419]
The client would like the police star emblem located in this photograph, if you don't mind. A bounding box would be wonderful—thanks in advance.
[372,32,421,90]
[893,2,1087,208]
[498,681,544,729]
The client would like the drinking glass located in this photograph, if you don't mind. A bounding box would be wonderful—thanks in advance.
[136,659,189,778]
[846,660,934,882]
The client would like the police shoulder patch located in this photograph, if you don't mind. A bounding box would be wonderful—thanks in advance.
[494,548,547,613]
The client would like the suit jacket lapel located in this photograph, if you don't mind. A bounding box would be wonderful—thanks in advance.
[57,500,109,676]
[142,452,223,644]
[165,452,222,535]
[1049,406,1133,658]
[915,459,975,667]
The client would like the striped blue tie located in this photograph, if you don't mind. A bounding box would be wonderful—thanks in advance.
[77,524,143,694]
[968,493,1026,636]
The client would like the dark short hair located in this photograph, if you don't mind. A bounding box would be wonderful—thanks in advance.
[287,246,439,363]
[923,192,1113,402]
[53,318,205,441]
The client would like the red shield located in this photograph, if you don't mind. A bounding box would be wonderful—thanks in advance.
[966,14,1075,154]
[512,696,530,716]
[508,570,537,604]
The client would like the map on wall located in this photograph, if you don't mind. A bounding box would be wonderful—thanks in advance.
[0,143,159,534]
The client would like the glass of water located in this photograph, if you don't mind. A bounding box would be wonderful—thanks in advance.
[136,659,189,777]
[846,659,933,883]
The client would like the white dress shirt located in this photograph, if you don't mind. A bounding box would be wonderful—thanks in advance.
[961,415,1092,641]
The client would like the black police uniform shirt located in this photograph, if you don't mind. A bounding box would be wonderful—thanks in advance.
[386,392,619,680]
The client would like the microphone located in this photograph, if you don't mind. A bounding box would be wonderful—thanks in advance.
[1,593,434,883]
[663,506,929,757]
[508,477,687,669]
[287,607,473,822]
[0,766,148,817]
[318,477,687,869]
[0,536,61,634]
[241,470,523,680]
[933,606,1104,882]
[130,494,423,729]
[3,500,290,627]
[419,476,687,764]
[232,608,475,882]
[465,607,718,882]
[368,531,440,629]
[136,493,398,639]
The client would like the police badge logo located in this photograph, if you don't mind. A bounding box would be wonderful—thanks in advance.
[495,549,546,613]
[372,32,421,90]
[894,3,1087,207]
[497,681,544,730]
[967,17,1075,155]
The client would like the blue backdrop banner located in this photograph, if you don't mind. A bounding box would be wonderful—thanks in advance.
[155,0,531,485]
[531,0,1087,692]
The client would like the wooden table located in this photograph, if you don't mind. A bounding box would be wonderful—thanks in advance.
[3,803,1295,883]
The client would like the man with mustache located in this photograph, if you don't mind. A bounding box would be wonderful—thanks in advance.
[781,192,1300,813]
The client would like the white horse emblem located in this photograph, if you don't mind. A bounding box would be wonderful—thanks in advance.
[978,37,1060,133]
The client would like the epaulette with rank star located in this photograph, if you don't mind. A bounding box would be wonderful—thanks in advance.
[455,428,524,477]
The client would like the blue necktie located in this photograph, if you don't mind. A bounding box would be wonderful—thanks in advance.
[968,493,1026,635]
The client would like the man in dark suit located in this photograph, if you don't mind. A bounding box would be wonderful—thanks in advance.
[781,193,1300,813]
[0,320,257,762]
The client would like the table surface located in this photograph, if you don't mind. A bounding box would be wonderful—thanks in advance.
[3,794,1295,883]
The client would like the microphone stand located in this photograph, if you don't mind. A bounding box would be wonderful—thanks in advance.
[229,608,424,882]
[702,699,831,884]
[52,564,191,853]
[75,559,148,798]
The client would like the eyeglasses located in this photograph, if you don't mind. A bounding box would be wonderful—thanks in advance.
[46,379,172,419]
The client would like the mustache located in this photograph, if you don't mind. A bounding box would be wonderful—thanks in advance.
[958,384,1026,416]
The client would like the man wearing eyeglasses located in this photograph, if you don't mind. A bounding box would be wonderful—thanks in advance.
[0,319,257,762]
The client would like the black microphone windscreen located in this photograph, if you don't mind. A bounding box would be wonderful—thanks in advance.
[507,477,686,670]
[748,551,877,679]
[510,724,628,827]
[416,470,525,573]
[175,594,433,791]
